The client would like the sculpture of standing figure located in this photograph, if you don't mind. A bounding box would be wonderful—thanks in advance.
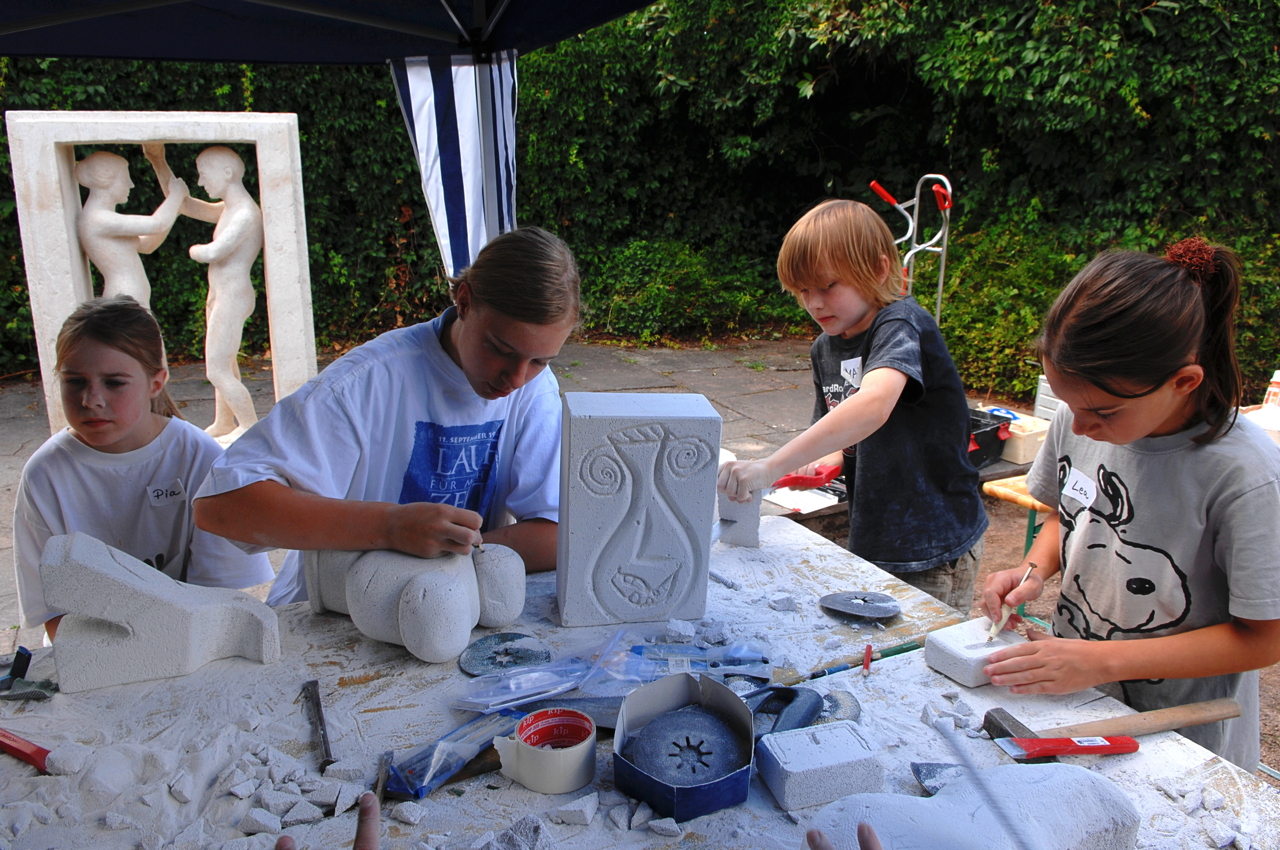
[75,151,188,310]
[146,144,263,440]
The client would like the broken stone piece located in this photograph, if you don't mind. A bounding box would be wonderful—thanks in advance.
[664,619,697,643]
[648,818,685,837]
[1203,817,1237,849]
[323,760,366,782]
[281,800,325,828]
[392,801,426,825]
[45,742,92,775]
[103,812,138,830]
[237,808,282,835]
[630,801,654,830]
[169,770,195,804]
[608,804,630,830]
[334,783,364,815]
[230,779,258,799]
[39,533,280,693]
[768,594,797,612]
[493,815,550,850]
[548,791,598,825]
[303,781,340,807]
[1203,788,1226,811]
[258,789,303,817]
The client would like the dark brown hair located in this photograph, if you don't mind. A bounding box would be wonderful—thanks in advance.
[777,200,903,307]
[56,295,181,419]
[451,227,580,325]
[1038,243,1242,443]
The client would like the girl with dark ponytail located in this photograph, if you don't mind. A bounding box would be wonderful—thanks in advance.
[980,239,1280,772]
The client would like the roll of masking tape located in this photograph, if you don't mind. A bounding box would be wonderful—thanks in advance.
[494,708,596,795]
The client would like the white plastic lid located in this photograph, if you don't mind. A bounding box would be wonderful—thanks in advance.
[1272,370,1280,383]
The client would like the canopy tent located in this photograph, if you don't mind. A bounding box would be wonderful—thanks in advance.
[0,0,650,274]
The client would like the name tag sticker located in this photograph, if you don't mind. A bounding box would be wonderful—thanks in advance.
[1062,468,1096,509]
[148,478,187,508]
[840,357,863,389]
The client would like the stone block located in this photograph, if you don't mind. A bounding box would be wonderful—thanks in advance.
[756,721,885,811]
[923,617,1027,689]
[6,111,316,433]
[557,393,721,626]
[39,533,279,693]
[716,489,762,548]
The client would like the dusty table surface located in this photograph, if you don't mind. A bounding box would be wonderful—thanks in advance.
[1,517,1273,849]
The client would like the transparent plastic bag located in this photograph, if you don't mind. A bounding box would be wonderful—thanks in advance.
[451,629,628,713]
[386,709,524,799]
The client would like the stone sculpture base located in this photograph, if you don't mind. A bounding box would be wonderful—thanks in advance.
[40,533,280,693]
[304,546,525,664]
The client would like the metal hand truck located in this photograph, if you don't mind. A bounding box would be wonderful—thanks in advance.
[869,174,954,321]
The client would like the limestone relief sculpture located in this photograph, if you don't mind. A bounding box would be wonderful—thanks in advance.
[146,143,264,440]
[303,545,526,664]
[557,392,720,627]
[75,149,188,310]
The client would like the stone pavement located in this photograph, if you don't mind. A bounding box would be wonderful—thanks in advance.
[0,337,818,651]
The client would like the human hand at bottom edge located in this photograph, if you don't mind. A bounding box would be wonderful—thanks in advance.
[275,791,379,850]
[806,824,883,850]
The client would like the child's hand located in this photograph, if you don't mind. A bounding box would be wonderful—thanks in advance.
[718,459,773,503]
[386,502,483,558]
[979,566,1043,625]
[984,630,1110,694]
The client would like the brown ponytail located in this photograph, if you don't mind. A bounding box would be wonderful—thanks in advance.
[56,295,182,419]
[1039,240,1242,443]
[450,227,580,325]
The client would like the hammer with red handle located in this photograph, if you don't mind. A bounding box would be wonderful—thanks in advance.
[982,697,1241,763]
[0,727,50,773]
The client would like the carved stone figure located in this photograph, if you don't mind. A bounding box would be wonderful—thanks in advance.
[147,143,263,440]
[557,393,720,626]
[303,545,526,664]
[40,532,280,693]
[75,150,188,310]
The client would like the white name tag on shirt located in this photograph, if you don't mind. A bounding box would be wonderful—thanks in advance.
[148,478,187,508]
[1062,468,1096,509]
[841,356,863,389]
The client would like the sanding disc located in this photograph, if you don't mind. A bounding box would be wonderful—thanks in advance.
[819,591,901,620]
[458,633,553,677]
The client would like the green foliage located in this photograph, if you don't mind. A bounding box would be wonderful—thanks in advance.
[578,240,805,342]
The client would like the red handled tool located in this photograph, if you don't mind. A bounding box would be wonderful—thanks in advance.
[0,727,50,773]
[772,464,841,490]
[995,736,1138,760]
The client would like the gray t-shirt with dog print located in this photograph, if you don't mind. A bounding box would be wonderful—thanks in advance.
[1027,408,1280,771]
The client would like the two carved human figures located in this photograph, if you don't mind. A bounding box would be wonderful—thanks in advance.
[75,144,263,439]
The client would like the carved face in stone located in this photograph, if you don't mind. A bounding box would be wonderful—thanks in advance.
[195,147,244,201]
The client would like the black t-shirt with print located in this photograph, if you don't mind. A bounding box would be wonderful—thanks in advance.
[810,297,987,571]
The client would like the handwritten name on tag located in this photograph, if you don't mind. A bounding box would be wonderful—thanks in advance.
[1062,468,1096,509]
[148,478,187,508]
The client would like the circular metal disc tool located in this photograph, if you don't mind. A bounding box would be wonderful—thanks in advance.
[819,591,901,620]
[458,632,553,677]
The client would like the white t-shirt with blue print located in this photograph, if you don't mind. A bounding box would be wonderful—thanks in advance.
[195,308,562,605]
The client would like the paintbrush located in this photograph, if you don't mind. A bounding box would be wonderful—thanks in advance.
[988,563,1036,642]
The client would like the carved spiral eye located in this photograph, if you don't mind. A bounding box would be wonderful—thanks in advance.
[580,446,625,495]
[1126,578,1156,596]
[664,436,712,479]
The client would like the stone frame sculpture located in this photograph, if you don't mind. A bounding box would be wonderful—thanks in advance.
[6,111,317,433]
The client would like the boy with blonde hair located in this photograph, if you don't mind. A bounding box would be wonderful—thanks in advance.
[719,200,986,609]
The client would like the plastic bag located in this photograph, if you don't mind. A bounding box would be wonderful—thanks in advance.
[386,709,524,799]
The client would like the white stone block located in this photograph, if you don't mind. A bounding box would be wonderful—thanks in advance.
[716,489,762,547]
[5,111,317,434]
[924,617,1027,688]
[557,393,721,626]
[757,721,885,811]
[39,533,280,693]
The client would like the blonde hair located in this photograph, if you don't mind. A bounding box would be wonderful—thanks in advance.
[56,296,181,419]
[777,200,902,307]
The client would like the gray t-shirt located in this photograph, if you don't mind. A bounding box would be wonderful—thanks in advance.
[1027,408,1280,770]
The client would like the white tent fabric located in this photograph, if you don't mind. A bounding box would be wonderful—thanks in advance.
[392,51,518,278]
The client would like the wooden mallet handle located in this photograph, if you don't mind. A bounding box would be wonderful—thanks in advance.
[1040,698,1240,739]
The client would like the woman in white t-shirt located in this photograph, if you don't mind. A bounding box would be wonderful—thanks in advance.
[13,296,274,639]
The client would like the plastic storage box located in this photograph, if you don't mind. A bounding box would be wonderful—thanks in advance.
[968,409,1012,469]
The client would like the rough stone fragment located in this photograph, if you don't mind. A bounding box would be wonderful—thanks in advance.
[281,800,325,827]
[169,770,195,803]
[664,619,697,643]
[39,533,279,693]
[768,594,798,612]
[757,721,885,811]
[493,815,550,850]
[230,778,259,799]
[1203,818,1237,849]
[392,801,426,825]
[259,788,303,817]
[556,393,720,626]
[45,742,92,775]
[923,617,1027,688]
[304,781,340,806]
[278,781,301,796]
[238,807,282,835]
[334,783,363,815]
[170,819,206,850]
[1203,788,1226,811]
[1180,789,1203,815]
[469,832,495,850]
[631,801,655,830]
[648,818,685,837]
[103,811,137,830]
[608,804,630,830]
[323,759,367,782]
[548,791,598,825]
